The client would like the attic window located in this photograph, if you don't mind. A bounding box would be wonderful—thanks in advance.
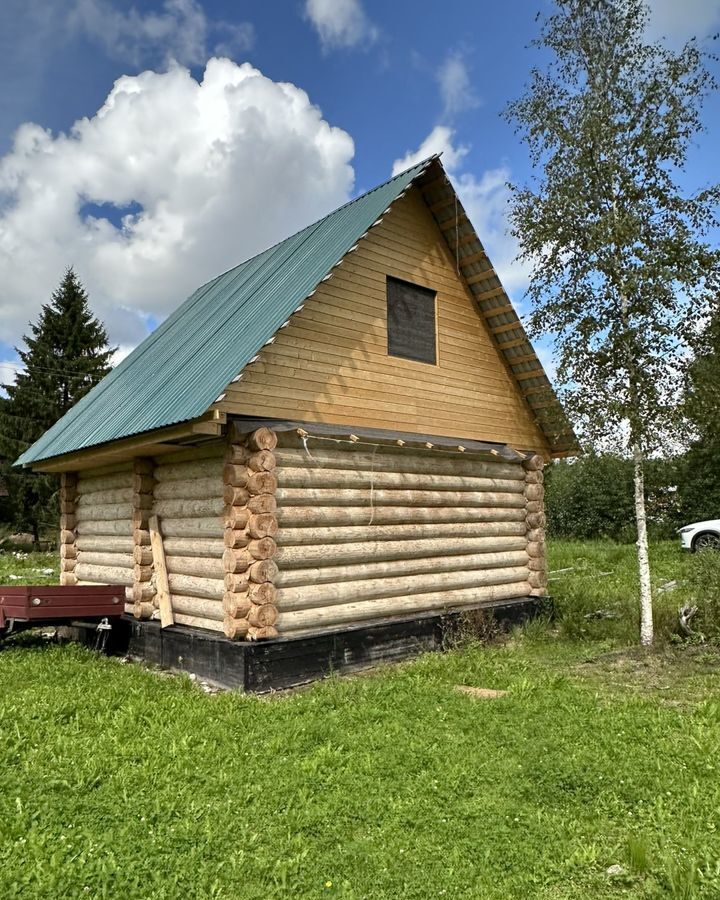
[386,276,437,365]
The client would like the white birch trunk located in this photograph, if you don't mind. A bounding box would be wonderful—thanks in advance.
[633,444,654,645]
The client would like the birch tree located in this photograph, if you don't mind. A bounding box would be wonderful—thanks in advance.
[505,0,720,644]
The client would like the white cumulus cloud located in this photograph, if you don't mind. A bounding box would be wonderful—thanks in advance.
[0,360,22,385]
[437,51,480,119]
[304,0,378,51]
[392,125,469,175]
[69,0,254,66]
[0,59,355,353]
[392,127,530,300]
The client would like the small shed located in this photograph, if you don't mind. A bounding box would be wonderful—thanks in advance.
[17,156,576,657]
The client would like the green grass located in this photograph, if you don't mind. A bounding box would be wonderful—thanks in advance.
[1,541,720,898]
[548,540,720,644]
[0,548,58,587]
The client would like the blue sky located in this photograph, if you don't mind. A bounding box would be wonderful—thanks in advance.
[1,0,719,388]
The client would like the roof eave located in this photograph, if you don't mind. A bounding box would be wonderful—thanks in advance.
[25,411,226,473]
[414,158,580,456]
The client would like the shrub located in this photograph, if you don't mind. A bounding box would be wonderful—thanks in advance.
[685,548,720,641]
[545,454,681,542]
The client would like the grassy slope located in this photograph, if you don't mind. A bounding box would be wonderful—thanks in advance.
[0,542,719,898]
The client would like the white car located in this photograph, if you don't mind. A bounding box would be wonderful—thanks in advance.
[678,520,720,551]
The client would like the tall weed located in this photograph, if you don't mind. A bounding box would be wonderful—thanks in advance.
[685,549,720,641]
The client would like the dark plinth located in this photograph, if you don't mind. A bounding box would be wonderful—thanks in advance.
[97,596,546,692]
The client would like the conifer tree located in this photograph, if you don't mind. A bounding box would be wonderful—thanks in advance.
[0,269,115,541]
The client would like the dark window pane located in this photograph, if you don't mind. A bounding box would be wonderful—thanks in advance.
[387,276,437,364]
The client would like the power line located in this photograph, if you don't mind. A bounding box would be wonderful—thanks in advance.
[1,361,114,380]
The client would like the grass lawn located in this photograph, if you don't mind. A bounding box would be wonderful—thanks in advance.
[1,540,719,898]
[0,548,58,587]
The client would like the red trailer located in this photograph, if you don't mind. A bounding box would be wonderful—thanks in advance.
[0,585,124,640]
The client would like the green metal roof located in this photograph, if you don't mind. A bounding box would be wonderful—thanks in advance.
[17,157,435,466]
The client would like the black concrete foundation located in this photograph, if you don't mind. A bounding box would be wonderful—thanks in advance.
[78,596,547,691]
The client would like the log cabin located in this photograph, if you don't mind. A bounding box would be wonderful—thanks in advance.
[16,155,576,682]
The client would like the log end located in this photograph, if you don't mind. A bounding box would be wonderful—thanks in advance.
[245,513,278,540]
[223,616,250,640]
[222,591,251,619]
[223,572,249,593]
[248,536,277,561]
[247,603,279,628]
[525,484,544,503]
[247,472,278,496]
[133,600,154,620]
[247,450,276,472]
[247,625,279,641]
[248,582,277,607]
[248,558,279,584]
[247,427,278,452]
[522,454,545,472]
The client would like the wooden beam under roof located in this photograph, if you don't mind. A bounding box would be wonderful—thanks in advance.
[495,337,532,352]
[30,412,226,473]
[507,351,543,367]
[458,249,489,267]
[477,302,513,319]
[488,320,523,336]
[441,230,477,249]
[418,174,452,194]
[470,286,506,304]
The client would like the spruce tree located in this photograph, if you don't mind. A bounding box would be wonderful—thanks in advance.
[0,269,115,541]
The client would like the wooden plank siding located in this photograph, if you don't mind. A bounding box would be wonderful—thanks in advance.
[215,186,549,453]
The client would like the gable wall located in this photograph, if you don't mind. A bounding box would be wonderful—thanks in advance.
[216,187,549,453]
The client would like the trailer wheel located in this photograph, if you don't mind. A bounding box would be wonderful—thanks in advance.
[0,618,15,640]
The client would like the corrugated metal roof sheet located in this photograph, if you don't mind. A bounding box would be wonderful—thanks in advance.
[17,157,435,466]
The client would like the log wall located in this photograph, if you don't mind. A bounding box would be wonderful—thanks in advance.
[131,458,155,619]
[66,431,544,643]
[59,472,78,585]
[267,431,532,636]
[148,443,226,630]
[74,462,134,594]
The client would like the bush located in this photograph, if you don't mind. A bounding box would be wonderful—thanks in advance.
[545,454,634,540]
[685,549,720,641]
[545,454,682,542]
[674,445,720,526]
